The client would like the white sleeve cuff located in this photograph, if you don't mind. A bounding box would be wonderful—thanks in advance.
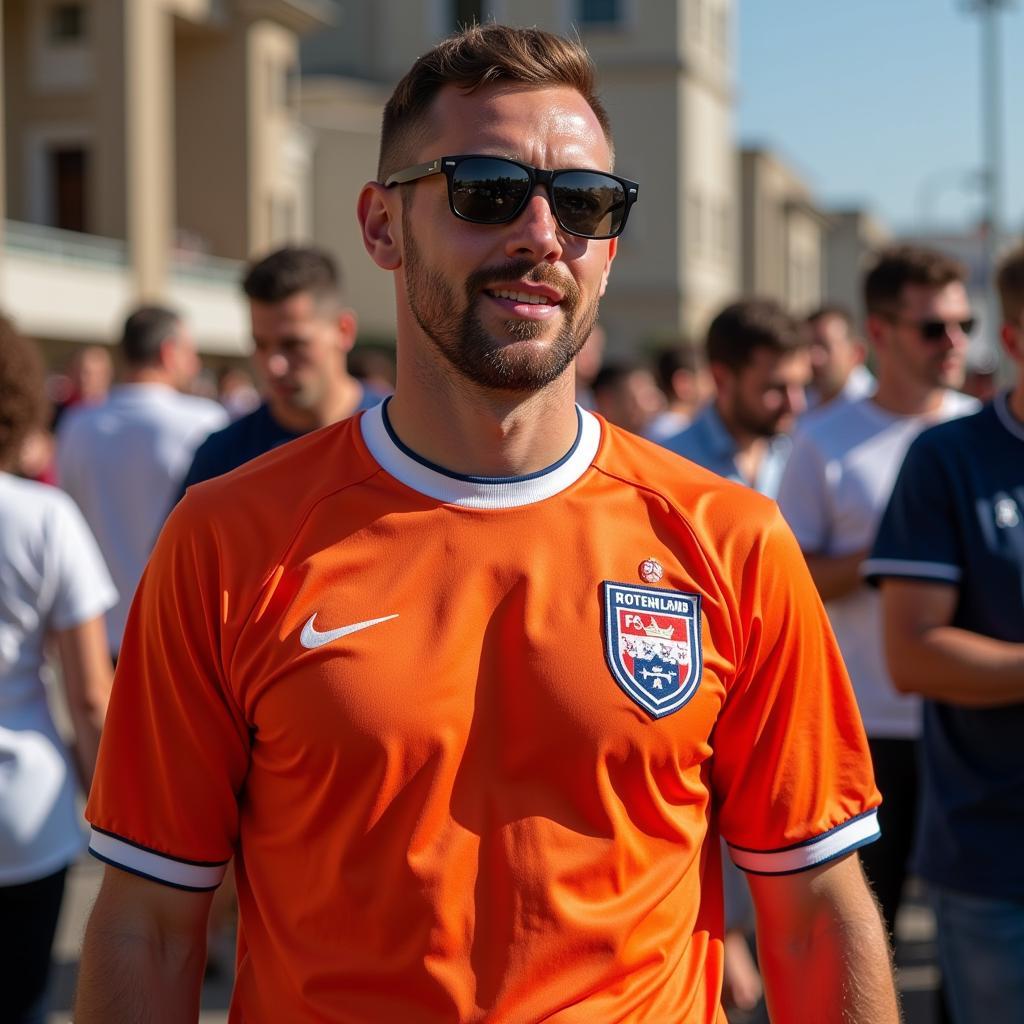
[727,809,880,876]
[861,558,962,583]
[88,828,229,891]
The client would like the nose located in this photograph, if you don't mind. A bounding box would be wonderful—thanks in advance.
[504,188,563,264]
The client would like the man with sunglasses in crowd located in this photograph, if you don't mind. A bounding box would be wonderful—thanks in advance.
[75,25,897,1023]
[778,245,978,961]
[865,245,1024,1024]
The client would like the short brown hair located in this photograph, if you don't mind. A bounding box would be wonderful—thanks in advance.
[863,245,966,317]
[242,246,342,310]
[0,316,46,468]
[996,244,1024,324]
[705,299,805,372]
[378,24,612,182]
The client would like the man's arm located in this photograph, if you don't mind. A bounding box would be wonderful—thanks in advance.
[802,548,870,602]
[882,578,1024,706]
[75,866,214,1023]
[748,852,900,1023]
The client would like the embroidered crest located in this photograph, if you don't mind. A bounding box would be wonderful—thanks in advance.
[602,581,703,718]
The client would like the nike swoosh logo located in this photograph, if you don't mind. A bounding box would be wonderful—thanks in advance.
[299,613,399,649]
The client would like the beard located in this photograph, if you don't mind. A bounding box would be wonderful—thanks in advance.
[729,398,791,439]
[402,212,599,392]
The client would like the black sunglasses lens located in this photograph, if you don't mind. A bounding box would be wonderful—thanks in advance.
[552,171,627,237]
[920,318,976,341]
[450,158,531,223]
[961,318,976,336]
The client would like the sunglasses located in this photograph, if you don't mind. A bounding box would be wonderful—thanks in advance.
[887,315,977,342]
[384,155,639,240]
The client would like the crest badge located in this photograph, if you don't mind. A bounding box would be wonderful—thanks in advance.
[602,581,703,718]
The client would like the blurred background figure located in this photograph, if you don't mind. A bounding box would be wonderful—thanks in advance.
[777,247,977,1002]
[217,366,261,420]
[804,304,875,412]
[348,344,397,398]
[178,246,376,495]
[55,306,227,659]
[646,342,711,441]
[0,317,115,1024]
[961,348,1000,403]
[591,360,666,437]
[574,322,606,410]
[663,298,809,497]
[50,347,114,431]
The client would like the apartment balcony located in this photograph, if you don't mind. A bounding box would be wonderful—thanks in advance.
[1,220,249,356]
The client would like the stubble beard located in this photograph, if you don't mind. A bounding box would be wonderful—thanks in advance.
[402,215,600,393]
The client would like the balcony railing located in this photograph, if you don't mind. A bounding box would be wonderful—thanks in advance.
[4,219,128,266]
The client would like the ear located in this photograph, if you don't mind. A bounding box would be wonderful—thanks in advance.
[865,314,888,350]
[708,361,731,396]
[358,182,402,271]
[597,237,617,298]
[1001,322,1021,361]
[335,308,358,355]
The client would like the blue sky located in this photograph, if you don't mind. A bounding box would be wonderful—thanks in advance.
[736,0,1024,235]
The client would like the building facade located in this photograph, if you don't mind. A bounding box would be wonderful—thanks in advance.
[1,0,331,357]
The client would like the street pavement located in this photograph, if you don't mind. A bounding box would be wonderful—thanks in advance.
[47,855,944,1024]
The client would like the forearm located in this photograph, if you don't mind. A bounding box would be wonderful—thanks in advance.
[887,624,1024,706]
[804,549,869,602]
[75,910,207,1023]
[756,880,899,1023]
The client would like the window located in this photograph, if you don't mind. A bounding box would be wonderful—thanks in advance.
[50,146,89,232]
[452,0,484,29]
[579,0,621,26]
[49,2,87,44]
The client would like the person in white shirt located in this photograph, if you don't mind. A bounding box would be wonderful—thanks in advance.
[777,246,978,948]
[803,303,875,412]
[0,318,116,1024]
[56,306,227,657]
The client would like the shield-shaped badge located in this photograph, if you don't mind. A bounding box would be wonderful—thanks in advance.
[602,581,703,718]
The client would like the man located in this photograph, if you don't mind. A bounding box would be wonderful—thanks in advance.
[591,359,666,436]
[777,246,978,944]
[804,303,875,412]
[645,341,710,441]
[56,306,226,657]
[663,298,810,498]
[76,26,897,1023]
[865,246,1024,1023]
[178,245,376,494]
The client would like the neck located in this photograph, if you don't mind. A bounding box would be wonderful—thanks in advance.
[1010,383,1024,425]
[123,368,173,388]
[386,365,580,479]
[870,372,944,417]
[269,376,362,434]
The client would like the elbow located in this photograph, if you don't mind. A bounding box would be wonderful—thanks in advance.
[884,638,924,696]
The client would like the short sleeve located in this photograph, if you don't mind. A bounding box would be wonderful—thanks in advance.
[776,430,830,552]
[711,508,881,874]
[85,495,250,890]
[863,433,962,586]
[47,491,118,631]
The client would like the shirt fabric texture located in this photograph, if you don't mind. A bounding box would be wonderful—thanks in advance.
[777,391,978,738]
[87,405,880,1023]
[55,383,227,654]
[0,474,116,884]
[661,402,792,498]
[865,393,1024,898]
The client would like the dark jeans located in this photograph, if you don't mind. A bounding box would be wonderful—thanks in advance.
[0,867,68,1024]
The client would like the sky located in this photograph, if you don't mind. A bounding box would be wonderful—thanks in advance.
[736,0,1024,236]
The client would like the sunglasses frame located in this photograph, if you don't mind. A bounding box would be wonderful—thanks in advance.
[884,314,977,343]
[384,154,639,240]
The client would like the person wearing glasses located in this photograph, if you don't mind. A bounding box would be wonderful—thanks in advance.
[777,245,978,952]
[75,25,897,1023]
[865,244,1024,1024]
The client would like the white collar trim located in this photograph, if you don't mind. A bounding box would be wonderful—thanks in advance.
[995,390,1024,442]
[359,400,601,508]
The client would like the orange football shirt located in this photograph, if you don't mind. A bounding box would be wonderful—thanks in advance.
[86,403,880,1023]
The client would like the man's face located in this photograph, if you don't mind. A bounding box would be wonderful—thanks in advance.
[168,326,201,392]
[875,282,971,391]
[595,369,665,436]
[717,347,811,438]
[807,313,861,400]
[249,291,352,413]
[394,83,617,392]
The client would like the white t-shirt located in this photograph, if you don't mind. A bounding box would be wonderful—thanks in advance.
[777,391,978,738]
[56,383,227,654]
[0,474,117,884]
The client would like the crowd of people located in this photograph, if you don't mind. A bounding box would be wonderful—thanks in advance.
[0,21,1021,1024]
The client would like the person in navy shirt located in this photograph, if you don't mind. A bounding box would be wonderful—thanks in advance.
[865,244,1024,1024]
[178,246,380,497]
